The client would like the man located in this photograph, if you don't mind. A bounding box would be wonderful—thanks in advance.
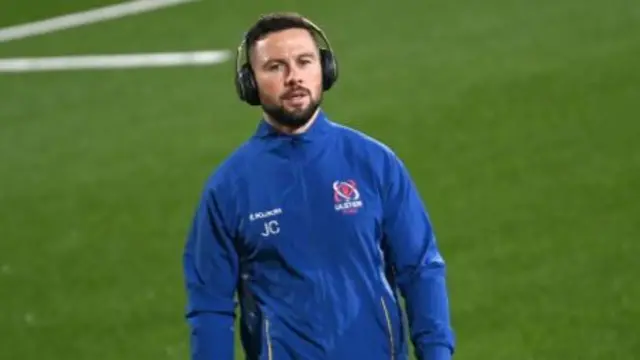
[183,12,455,360]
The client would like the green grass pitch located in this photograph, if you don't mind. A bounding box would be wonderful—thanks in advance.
[0,0,638,359]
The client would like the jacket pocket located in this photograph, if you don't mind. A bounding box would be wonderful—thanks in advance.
[380,296,397,360]
[262,315,274,360]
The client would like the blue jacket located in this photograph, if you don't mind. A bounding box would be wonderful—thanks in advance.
[183,110,455,360]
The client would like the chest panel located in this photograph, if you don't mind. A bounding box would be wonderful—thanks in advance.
[300,155,384,264]
[234,143,384,271]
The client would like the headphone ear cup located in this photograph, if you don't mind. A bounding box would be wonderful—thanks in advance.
[319,48,338,91]
[236,63,261,106]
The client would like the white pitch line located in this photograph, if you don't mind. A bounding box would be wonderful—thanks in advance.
[0,51,231,73]
[0,0,197,43]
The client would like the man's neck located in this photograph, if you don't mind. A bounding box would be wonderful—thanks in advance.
[264,108,320,135]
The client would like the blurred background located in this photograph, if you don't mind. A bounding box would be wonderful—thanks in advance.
[0,0,638,359]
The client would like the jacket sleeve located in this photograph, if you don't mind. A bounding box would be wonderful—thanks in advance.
[183,183,239,360]
[381,154,455,360]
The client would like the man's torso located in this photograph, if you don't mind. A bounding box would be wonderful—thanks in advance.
[215,117,408,359]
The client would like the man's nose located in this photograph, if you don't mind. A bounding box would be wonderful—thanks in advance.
[285,64,303,84]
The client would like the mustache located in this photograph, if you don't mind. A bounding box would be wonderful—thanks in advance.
[282,87,310,99]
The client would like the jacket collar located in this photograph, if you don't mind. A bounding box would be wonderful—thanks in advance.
[254,109,332,142]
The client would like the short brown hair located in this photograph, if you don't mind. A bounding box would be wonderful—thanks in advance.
[244,12,320,58]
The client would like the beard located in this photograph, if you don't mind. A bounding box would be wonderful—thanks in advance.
[261,92,322,130]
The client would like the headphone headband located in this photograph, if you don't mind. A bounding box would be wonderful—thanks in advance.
[235,18,333,74]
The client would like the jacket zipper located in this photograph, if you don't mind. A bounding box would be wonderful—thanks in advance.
[264,316,273,360]
[380,297,395,360]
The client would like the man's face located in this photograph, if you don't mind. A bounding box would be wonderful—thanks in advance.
[250,28,323,130]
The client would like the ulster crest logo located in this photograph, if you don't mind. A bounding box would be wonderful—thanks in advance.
[333,180,363,214]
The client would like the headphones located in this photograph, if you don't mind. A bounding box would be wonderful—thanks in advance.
[234,17,339,106]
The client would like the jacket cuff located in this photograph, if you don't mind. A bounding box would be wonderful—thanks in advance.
[422,345,452,360]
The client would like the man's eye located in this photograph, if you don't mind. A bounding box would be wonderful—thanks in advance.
[267,63,282,71]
